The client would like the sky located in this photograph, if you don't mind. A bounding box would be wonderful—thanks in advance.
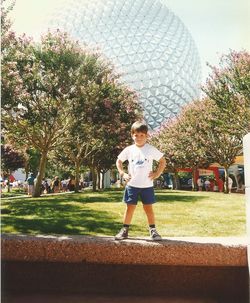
[10,0,250,84]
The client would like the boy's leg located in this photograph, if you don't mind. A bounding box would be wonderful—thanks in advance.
[115,186,138,240]
[141,187,156,225]
[115,205,136,240]
[142,204,155,225]
[123,204,137,225]
[141,187,162,241]
[143,204,162,241]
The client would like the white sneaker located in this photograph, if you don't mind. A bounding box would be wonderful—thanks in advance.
[115,227,128,240]
[150,228,162,241]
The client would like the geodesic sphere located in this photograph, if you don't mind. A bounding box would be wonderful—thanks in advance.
[50,0,201,130]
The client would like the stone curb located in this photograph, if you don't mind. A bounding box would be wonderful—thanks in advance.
[1,234,248,267]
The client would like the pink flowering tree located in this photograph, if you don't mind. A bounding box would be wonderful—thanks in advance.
[199,99,249,192]
[151,51,250,193]
[2,28,115,196]
[202,50,250,192]
[2,5,141,196]
[82,84,142,191]
[152,96,249,193]
[150,100,213,190]
[55,73,142,192]
[203,50,250,110]
[150,118,185,189]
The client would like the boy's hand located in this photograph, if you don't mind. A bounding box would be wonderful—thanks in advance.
[149,157,166,180]
[148,171,160,180]
[122,173,131,181]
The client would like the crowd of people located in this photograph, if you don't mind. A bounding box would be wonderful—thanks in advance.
[0,172,237,196]
[0,174,88,196]
[197,176,233,193]
[40,176,83,195]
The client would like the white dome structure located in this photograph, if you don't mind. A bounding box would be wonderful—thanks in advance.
[50,0,201,129]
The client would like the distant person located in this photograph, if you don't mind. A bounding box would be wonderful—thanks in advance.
[114,121,166,241]
[61,179,67,192]
[204,179,210,191]
[41,178,46,194]
[218,177,224,192]
[9,174,15,183]
[52,176,60,193]
[156,179,161,189]
[228,176,233,193]
[67,176,75,191]
[209,179,215,191]
[42,179,50,194]
[27,173,35,196]
[197,177,203,191]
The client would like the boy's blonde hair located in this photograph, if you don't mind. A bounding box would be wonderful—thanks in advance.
[131,121,148,134]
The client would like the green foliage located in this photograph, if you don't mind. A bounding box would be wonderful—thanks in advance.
[1,144,25,174]
[1,0,15,39]
[201,50,250,192]
[151,50,250,193]
[25,148,41,175]
[2,27,142,195]
[203,50,250,122]
[150,99,212,174]
[51,39,142,191]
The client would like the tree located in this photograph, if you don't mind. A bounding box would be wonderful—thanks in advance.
[82,83,142,191]
[199,98,249,192]
[203,50,250,123]
[150,99,214,190]
[150,118,184,189]
[151,51,250,193]
[202,50,250,192]
[2,30,106,196]
[1,0,15,46]
[56,76,142,192]
[152,96,250,193]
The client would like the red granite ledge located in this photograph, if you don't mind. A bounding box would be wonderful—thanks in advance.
[1,233,248,267]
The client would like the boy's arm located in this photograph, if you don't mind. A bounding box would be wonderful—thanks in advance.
[116,158,131,181]
[148,157,166,180]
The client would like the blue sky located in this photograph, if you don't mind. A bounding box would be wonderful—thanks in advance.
[10,0,250,83]
[166,0,250,82]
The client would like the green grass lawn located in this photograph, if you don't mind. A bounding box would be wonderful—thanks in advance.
[1,189,246,237]
[1,188,27,198]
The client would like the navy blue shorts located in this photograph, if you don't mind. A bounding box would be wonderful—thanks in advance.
[123,185,155,205]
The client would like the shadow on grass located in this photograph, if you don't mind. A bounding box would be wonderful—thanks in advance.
[1,190,207,236]
[1,191,126,236]
[155,192,207,203]
[1,202,122,236]
[2,191,124,204]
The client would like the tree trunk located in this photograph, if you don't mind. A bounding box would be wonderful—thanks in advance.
[7,170,11,193]
[224,167,229,194]
[33,152,47,197]
[192,167,198,191]
[173,172,180,190]
[101,171,105,189]
[75,161,80,193]
[91,167,97,192]
[97,169,101,190]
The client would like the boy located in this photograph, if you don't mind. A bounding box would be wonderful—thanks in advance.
[115,121,166,241]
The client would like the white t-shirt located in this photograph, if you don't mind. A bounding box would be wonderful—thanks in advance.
[118,143,164,188]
